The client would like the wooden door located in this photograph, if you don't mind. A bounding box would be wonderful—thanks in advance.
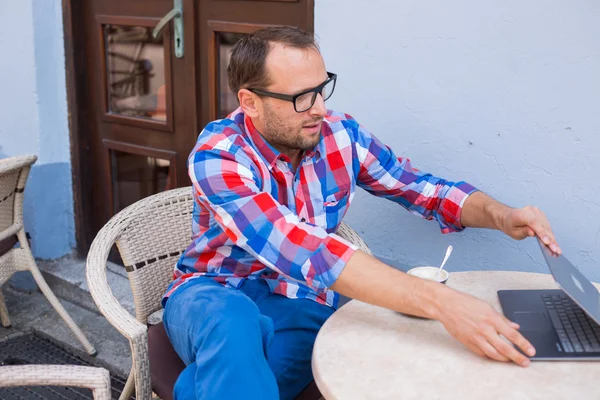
[65,0,314,254]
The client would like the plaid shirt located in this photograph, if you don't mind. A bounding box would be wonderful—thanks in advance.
[163,108,478,308]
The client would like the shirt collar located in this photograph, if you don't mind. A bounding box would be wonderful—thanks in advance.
[243,113,321,168]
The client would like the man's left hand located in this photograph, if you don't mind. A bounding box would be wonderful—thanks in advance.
[500,206,562,255]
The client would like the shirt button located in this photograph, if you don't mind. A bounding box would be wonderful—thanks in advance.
[300,218,306,222]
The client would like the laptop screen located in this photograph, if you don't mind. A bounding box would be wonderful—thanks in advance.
[538,238,600,325]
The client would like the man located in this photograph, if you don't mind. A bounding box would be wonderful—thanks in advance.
[162,27,562,400]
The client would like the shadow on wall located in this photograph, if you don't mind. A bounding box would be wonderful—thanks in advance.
[0,155,75,260]
[23,162,76,259]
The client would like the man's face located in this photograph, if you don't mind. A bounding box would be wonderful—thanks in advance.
[256,43,329,154]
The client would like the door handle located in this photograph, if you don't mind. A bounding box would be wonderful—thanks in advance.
[153,0,184,58]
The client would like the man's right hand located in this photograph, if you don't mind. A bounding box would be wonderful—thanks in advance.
[434,289,536,367]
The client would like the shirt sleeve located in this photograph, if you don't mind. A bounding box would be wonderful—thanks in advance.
[188,138,358,292]
[348,116,479,233]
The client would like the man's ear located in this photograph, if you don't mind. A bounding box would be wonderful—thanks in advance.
[238,89,260,118]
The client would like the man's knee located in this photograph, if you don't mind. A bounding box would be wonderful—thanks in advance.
[173,363,196,400]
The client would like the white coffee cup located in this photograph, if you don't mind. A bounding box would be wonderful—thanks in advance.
[406,266,449,284]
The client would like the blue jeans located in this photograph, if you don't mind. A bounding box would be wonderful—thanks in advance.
[163,277,335,400]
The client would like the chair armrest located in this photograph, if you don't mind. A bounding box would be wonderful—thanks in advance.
[336,222,373,256]
[0,223,22,243]
[86,214,147,341]
[86,205,154,400]
[0,365,111,400]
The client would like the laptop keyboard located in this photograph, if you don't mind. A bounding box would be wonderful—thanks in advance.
[542,293,600,353]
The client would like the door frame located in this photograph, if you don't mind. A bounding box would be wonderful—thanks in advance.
[62,0,94,255]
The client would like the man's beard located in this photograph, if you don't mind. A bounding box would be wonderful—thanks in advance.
[264,109,322,153]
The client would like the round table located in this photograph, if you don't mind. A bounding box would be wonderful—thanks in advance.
[312,271,600,399]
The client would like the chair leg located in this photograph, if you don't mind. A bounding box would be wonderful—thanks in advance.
[119,367,136,400]
[0,288,11,328]
[14,230,97,356]
[28,265,97,356]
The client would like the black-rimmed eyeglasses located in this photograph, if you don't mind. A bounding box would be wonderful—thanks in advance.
[248,72,337,113]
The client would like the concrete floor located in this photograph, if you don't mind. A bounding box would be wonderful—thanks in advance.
[0,284,132,378]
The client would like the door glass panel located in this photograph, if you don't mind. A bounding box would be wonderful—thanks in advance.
[217,32,246,118]
[104,25,167,121]
[110,150,171,213]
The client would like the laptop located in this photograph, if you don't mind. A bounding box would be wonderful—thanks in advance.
[498,238,600,360]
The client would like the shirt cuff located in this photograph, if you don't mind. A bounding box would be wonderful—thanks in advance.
[307,233,358,290]
[438,182,479,233]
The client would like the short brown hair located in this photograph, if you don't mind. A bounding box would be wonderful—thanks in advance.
[227,26,319,95]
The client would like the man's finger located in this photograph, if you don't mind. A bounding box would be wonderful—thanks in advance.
[476,338,510,363]
[528,220,551,242]
[503,316,520,330]
[496,321,536,358]
[464,341,486,359]
[487,331,530,367]
[536,231,562,254]
[529,209,562,253]
[511,227,532,240]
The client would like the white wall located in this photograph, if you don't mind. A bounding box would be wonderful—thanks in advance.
[316,0,600,281]
[0,0,75,258]
[0,0,40,157]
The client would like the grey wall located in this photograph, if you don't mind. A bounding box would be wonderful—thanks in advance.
[0,0,75,258]
[316,1,600,280]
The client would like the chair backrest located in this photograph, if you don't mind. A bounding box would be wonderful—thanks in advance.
[0,155,37,234]
[116,187,194,322]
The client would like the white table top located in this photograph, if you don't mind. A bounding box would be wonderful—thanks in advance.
[312,271,600,400]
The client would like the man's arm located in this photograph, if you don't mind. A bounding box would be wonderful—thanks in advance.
[342,117,555,366]
[330,250,536,367]
[349,117,560,253]
[348,116,477,234]
[460,191,562,254]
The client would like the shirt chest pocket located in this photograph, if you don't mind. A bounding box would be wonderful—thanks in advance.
[322,190,350,230]
[324,190,348,206]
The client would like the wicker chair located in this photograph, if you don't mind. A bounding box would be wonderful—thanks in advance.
[0,365,111,399]
[0,155,96,356]
[86,186,372,400]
